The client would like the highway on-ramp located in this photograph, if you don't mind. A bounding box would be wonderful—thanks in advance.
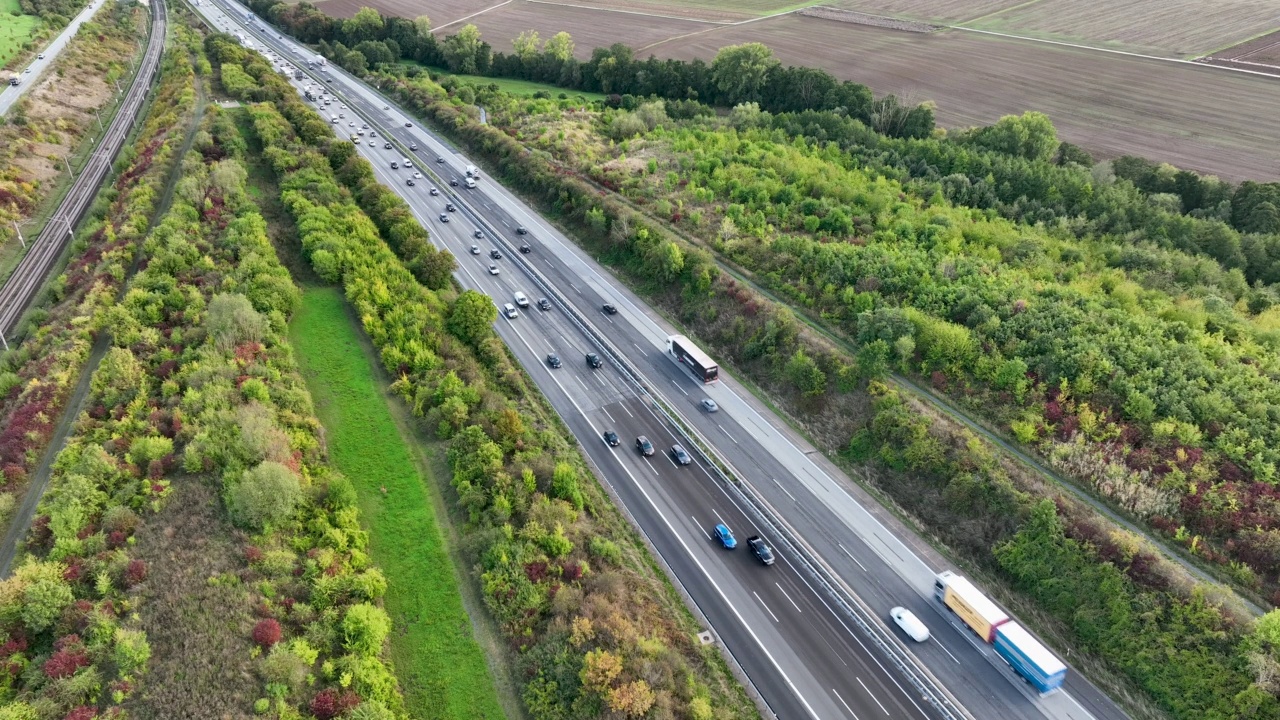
[196,4,1129,719]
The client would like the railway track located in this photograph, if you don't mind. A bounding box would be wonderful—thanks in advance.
[0,0,168,344]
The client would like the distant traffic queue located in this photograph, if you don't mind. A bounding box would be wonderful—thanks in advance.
[934,571,1067,694]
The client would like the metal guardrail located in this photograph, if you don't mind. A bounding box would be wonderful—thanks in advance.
[0,0,168,343]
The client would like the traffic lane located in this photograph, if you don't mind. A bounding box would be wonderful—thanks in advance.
[491,329,833,720]
[612,401,937,720]
[652,424,938,720]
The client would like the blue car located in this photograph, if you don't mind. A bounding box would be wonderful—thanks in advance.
[713,523,737,549]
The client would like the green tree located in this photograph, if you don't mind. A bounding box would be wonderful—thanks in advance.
[343,7,384,44]
[92,346,146,408]
[512,29,541,62]
[413,14,431,38]
[354,40,394,68]
[972,111,1059,162]
[544,31,574,62]
[342,603,392,656]
[442,24,483,74]
[650,240,685,282]
[784,349,826,397]
[227,461,302,530]
[206,293,266,351]
[447,289,497,346]
[711,43,778,105]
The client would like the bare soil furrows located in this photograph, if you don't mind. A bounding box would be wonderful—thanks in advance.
[465,0,711,57]
[642,15,1280,181]
[315,0,499,24]
[960,0,1280,57]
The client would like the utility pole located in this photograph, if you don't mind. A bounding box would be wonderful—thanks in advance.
[10,221,24,249]
[0,333,8,352]
[62,153,72,178]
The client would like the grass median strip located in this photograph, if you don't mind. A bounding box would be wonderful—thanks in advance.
[289,286,506,720]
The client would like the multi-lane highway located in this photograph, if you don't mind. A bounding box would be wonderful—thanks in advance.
[195,4,1127,719]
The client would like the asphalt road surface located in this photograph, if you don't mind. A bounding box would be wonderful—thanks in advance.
[194,3,1129,719]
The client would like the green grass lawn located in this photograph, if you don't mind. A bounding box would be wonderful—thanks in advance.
[289,287,507,720]
[0,0,42,73]
[402,61,607,102]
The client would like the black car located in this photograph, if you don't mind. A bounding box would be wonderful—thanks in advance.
[404,122,413,127]
[515,226,528,235]
[636,436,654,456]
[670,444,692,465]
[546,354,562,369]
[489,249,502,259]
[586,352,602,368]
[446,203,456,212]
[537,298,551,311]
[437,157,445,164]
[746,536,775,566]
[603,430,619,447]
[449,179,459,187]
[406,179,415,186]
[602,303,618,315]
[519,244,531,254]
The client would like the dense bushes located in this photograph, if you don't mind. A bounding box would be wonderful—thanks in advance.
[0,30,197,542]
[206,34,759,719]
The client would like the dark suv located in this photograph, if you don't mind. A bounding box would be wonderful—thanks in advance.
[636,436,654,456]
[671,444,692,465]
[586,352,602,368]
[603,430,619,447]
[747,536,775,566]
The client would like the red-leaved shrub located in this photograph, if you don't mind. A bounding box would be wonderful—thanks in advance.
[44,647,89,679]
[124,559,147,587]
[309,688,360,719]
[252,618,282,648]
[63,707,97,720]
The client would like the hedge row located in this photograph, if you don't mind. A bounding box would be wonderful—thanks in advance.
[0,28,200,559]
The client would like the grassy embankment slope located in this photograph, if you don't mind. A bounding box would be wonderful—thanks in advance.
[289,285,510,720]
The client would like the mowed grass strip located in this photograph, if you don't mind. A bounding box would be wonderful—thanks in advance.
[0,0,42,70]
[289,287,506,720]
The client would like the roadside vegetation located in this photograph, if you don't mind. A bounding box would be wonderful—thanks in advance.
[0,0,148,280]
[338,38,1280,718]
[289,287,509,720]
[0,25,198,545]
[208,30,761,720]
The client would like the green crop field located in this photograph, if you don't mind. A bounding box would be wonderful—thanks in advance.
[289,287,506,720]
[0,0,42,71]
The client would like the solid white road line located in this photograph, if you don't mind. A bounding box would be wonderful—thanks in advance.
[837,542,868,572]
[776,583,803,614]
[772,478,798,503]
[671,379,688,396]
[754,592,780,623]
[856,677,890,716]
[719,424,737,443]
[934,638,960,665]
[832,689,862,720]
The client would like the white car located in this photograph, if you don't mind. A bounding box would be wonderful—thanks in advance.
[513,292,529,308]
[890,607,929,642]
[37,53,45,60]
[503,303,518,319]
[412,172,422,179]
[488,264,500,276]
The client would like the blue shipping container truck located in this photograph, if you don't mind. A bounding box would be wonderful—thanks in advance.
[993,622,1067,694]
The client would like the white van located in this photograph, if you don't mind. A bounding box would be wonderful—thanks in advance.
[330,116,338,124]
[890,607,929,642]
[513,292,529,308]
[464,178,476,189]
[503,303,518,319]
